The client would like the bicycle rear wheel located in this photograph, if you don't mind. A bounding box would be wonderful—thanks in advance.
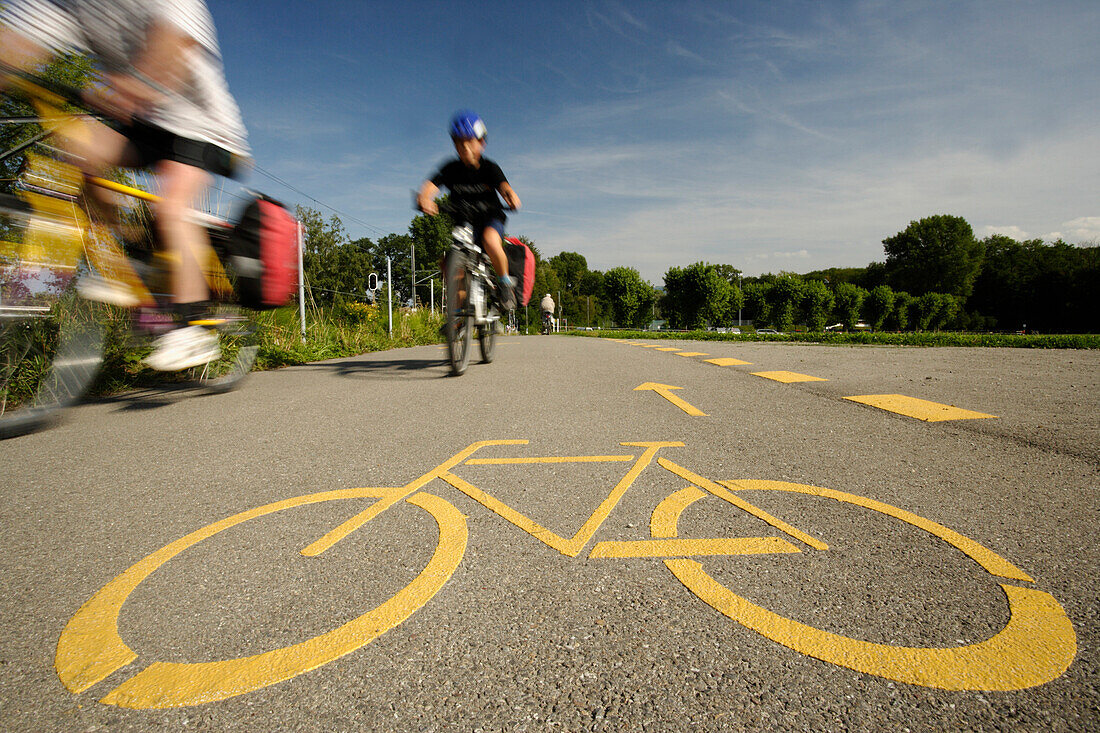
[190,305,260,393]
[444,250,473,376]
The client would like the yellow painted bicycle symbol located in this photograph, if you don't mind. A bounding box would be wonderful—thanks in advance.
[56,440,1076,708]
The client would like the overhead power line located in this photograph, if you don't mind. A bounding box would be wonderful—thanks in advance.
[252,163,391,237]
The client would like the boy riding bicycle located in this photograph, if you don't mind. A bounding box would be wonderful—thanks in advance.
[0,0,251,371]
[416,110,521,309]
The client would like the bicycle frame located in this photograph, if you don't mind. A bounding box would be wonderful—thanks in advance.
[449,223,498,329]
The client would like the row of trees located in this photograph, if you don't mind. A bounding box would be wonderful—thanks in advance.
[300,207,1097,334]
[657,215,1097,333]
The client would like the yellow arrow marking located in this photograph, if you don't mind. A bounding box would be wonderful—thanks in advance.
[634,382,707,416]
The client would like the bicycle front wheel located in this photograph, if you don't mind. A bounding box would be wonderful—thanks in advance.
[2,197,107,438]
[444,250,473,376]
[478,319,496,363]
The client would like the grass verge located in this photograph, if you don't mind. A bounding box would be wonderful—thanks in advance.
[568,329,1100,349]
[89,302,444,397]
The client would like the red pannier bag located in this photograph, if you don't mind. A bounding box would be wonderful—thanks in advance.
[503,236,535,307]
[228,194,298,309]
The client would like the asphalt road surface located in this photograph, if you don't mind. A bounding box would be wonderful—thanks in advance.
[2,335,1097,732]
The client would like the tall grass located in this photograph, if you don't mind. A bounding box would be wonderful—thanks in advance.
[90,302,444,396]
[252,302,444,368]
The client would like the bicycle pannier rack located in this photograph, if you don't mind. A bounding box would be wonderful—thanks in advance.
[227,194,298,310]
[503,236,535,307]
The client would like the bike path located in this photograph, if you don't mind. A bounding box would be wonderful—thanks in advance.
[1,337,1096,731]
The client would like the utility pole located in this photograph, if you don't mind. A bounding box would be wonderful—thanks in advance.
[387,256,393,335]
[410,243,416,308]
[738,273,742,327]
[297,221,306,342]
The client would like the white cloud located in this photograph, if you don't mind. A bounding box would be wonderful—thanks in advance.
[520,121,1100,280]
[1047,217,1100,244]
[977,225,1030,240]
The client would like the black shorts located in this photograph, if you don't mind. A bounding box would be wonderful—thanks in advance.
[122,118,242,179]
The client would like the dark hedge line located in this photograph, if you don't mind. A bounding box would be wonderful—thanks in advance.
[569,330,1100,349]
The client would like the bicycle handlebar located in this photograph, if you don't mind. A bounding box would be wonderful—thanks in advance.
[416,194,515,220]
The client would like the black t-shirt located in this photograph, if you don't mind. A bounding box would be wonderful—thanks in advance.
[430,157,508,223]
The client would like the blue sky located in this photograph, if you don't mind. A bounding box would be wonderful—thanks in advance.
[210,0,1100,282]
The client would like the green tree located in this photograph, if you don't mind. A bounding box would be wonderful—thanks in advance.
[548,251,588,291]
[531,261,562,316]
[832,282,867,330]
[603,266,656,328]
[882,215,985,298]
[968,235,1100,333]
[766,275,804,331]
[712,264,742,287]
[800,279,834,331]
[719,283,745,328]
[408,208,452,270]
[1,55,95,195]
[742,282,771,327]
[886,291,913,331]
[912,292,949,330]
[373,233,415,304]
[579,270,604,296]
[863,285,896,331]
[662,262,734,329]
[578,270,606,327]
[298,206,370,304]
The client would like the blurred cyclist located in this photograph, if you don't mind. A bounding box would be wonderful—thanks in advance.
[0,0,251,370]
[540,292,554,333]
[417,110,521,309]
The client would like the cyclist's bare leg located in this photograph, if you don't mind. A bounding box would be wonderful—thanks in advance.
[154,159,211,306]
[141,160,219,371]
[56,120,134,225]
[480,226,509,279]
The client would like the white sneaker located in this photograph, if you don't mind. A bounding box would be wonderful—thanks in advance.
[77,274,140,307]
[144,326,221,371]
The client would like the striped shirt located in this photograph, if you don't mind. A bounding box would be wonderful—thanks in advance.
[1,0,249,158]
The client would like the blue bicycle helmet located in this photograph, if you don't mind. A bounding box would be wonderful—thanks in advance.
[449,110,487,141]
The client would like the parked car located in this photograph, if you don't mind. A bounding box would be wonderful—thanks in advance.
[756,328,779,334]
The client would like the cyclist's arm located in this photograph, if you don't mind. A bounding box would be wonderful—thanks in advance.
[0,27,49,85]
[92,19,199,123]
[417,180,440,216]
[499,181,521,211]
